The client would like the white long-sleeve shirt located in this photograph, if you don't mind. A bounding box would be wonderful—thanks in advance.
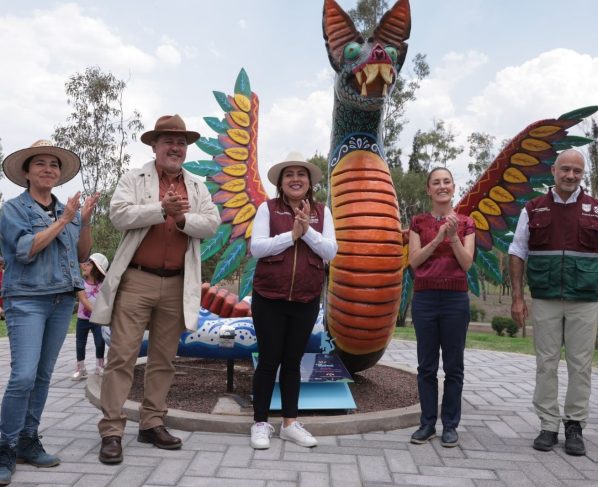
[250,201,338,262]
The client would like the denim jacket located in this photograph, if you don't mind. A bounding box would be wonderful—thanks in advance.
[0,190,84,297]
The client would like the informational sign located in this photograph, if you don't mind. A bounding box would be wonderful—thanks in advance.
[252,353,356,410]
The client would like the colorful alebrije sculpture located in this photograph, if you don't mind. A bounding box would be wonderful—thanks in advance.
[180,0,597,372]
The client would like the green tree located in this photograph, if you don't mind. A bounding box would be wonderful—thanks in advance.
[348,0,430,168]
[309,152,329,202]
[406,119,464,173]
[585,118,598,197]
[53,66,143,259]
[459,132,496,197]
[53,66,143,199]
[391,166,428,227]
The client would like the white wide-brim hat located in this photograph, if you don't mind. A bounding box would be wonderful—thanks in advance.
[88,252,109,276]
[2,139,81,188]
[267,151,323,186]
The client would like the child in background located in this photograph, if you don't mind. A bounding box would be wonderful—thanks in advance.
[72,253,109,380]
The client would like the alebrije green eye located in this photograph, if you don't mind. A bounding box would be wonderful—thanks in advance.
[344,42,361,61]
[385,46,398,63]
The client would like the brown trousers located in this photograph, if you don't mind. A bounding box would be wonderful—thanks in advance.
[98,268,184,437]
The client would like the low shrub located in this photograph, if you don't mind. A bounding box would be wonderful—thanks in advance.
[491,316,518,337]
[470,304,486,322]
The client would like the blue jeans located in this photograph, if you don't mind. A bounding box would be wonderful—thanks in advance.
[412,290,469,429]
[0,293,75,446]
[75,318,105,361]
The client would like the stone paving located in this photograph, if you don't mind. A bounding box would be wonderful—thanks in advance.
[0,336,597,486]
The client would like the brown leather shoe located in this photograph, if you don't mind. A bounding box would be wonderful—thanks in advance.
[99,436,123,464]
[138,426,182,450]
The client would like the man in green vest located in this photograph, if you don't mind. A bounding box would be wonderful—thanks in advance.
[509,149,598,456]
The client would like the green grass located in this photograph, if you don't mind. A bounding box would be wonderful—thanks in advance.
[394,326,598,366]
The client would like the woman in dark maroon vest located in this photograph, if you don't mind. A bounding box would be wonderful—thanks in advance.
[408,167,475,448]
[249,152,337,450]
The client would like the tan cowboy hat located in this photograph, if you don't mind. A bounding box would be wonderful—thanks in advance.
[140,114,200,145]
[267,151,323,186]
[2,140,81,188]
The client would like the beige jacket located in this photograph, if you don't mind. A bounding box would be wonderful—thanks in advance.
[91,160,220,330]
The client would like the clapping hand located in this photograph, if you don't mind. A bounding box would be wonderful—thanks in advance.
[162,184,191,223]
[80,193,100,225]
[292,200,310,241]
[61,192,82,224]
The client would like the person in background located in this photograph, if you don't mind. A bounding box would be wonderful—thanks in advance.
[0,140,98,485]
[92,114,220,465]
[509,149,598,456]
[408,167,475,448]
[249,152,338,450]
[72,252,109,381]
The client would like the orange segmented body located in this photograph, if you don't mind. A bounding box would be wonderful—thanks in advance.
[326,148,403,372]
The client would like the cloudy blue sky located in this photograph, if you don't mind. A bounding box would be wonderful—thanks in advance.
[1,0,597,201]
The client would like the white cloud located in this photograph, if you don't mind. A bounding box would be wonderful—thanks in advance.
[155,43,182,65]
[0,3,157,156]
[465,49,598,139]
[399,48,598,195]
[238,19,248,30]
[258,90,334,195]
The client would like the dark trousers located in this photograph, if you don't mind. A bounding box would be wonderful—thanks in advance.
[251,292,320,422]
[412,290,469,429]
[75,318,105,361]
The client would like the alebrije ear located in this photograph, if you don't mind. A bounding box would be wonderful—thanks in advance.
[322,0,363,72]
[373,0,411,67]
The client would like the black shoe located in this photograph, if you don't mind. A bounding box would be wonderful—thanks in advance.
[410,425,436,444]
[533,430,558,451]
[564,421,585,456]
[0,445,16,486]
[441,427,459,447]
[138,426,182,450]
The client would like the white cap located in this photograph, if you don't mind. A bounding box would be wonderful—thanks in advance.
[89,253,109,276]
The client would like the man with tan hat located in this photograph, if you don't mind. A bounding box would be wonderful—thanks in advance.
[91,114,220,464]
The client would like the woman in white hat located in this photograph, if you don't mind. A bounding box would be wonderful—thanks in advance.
[72,252,110,381]
[0,140,99,484]
[249,152,337,450]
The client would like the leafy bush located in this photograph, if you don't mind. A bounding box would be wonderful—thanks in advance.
[491,316,518,337]
[470,304,486,322]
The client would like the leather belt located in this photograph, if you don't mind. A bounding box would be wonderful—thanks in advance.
[128,264,183,277]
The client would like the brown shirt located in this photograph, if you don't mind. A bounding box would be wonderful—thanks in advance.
[131,168,189,270]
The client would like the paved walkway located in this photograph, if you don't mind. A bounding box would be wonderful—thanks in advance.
[0,336,597,486]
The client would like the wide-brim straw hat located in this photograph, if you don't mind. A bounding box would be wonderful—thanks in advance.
[2,140,81,188]
[267,151,323,186]
[140,114,200,145]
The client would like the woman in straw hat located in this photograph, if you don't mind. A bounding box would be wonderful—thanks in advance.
[249,151,337,450]
[0,140,99,484]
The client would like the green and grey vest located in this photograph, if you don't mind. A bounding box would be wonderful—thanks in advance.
[526,189,598,302]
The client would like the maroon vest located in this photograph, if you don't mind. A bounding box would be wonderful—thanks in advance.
[253,199,325,302]
[526,189,598,253]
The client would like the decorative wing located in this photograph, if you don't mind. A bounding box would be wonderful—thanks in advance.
[454,105,598,289]
[184,69,268,297]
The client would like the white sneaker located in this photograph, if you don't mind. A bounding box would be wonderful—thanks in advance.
[250,422,274,449]
[279,422,317,447]
[71,369,88,381]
